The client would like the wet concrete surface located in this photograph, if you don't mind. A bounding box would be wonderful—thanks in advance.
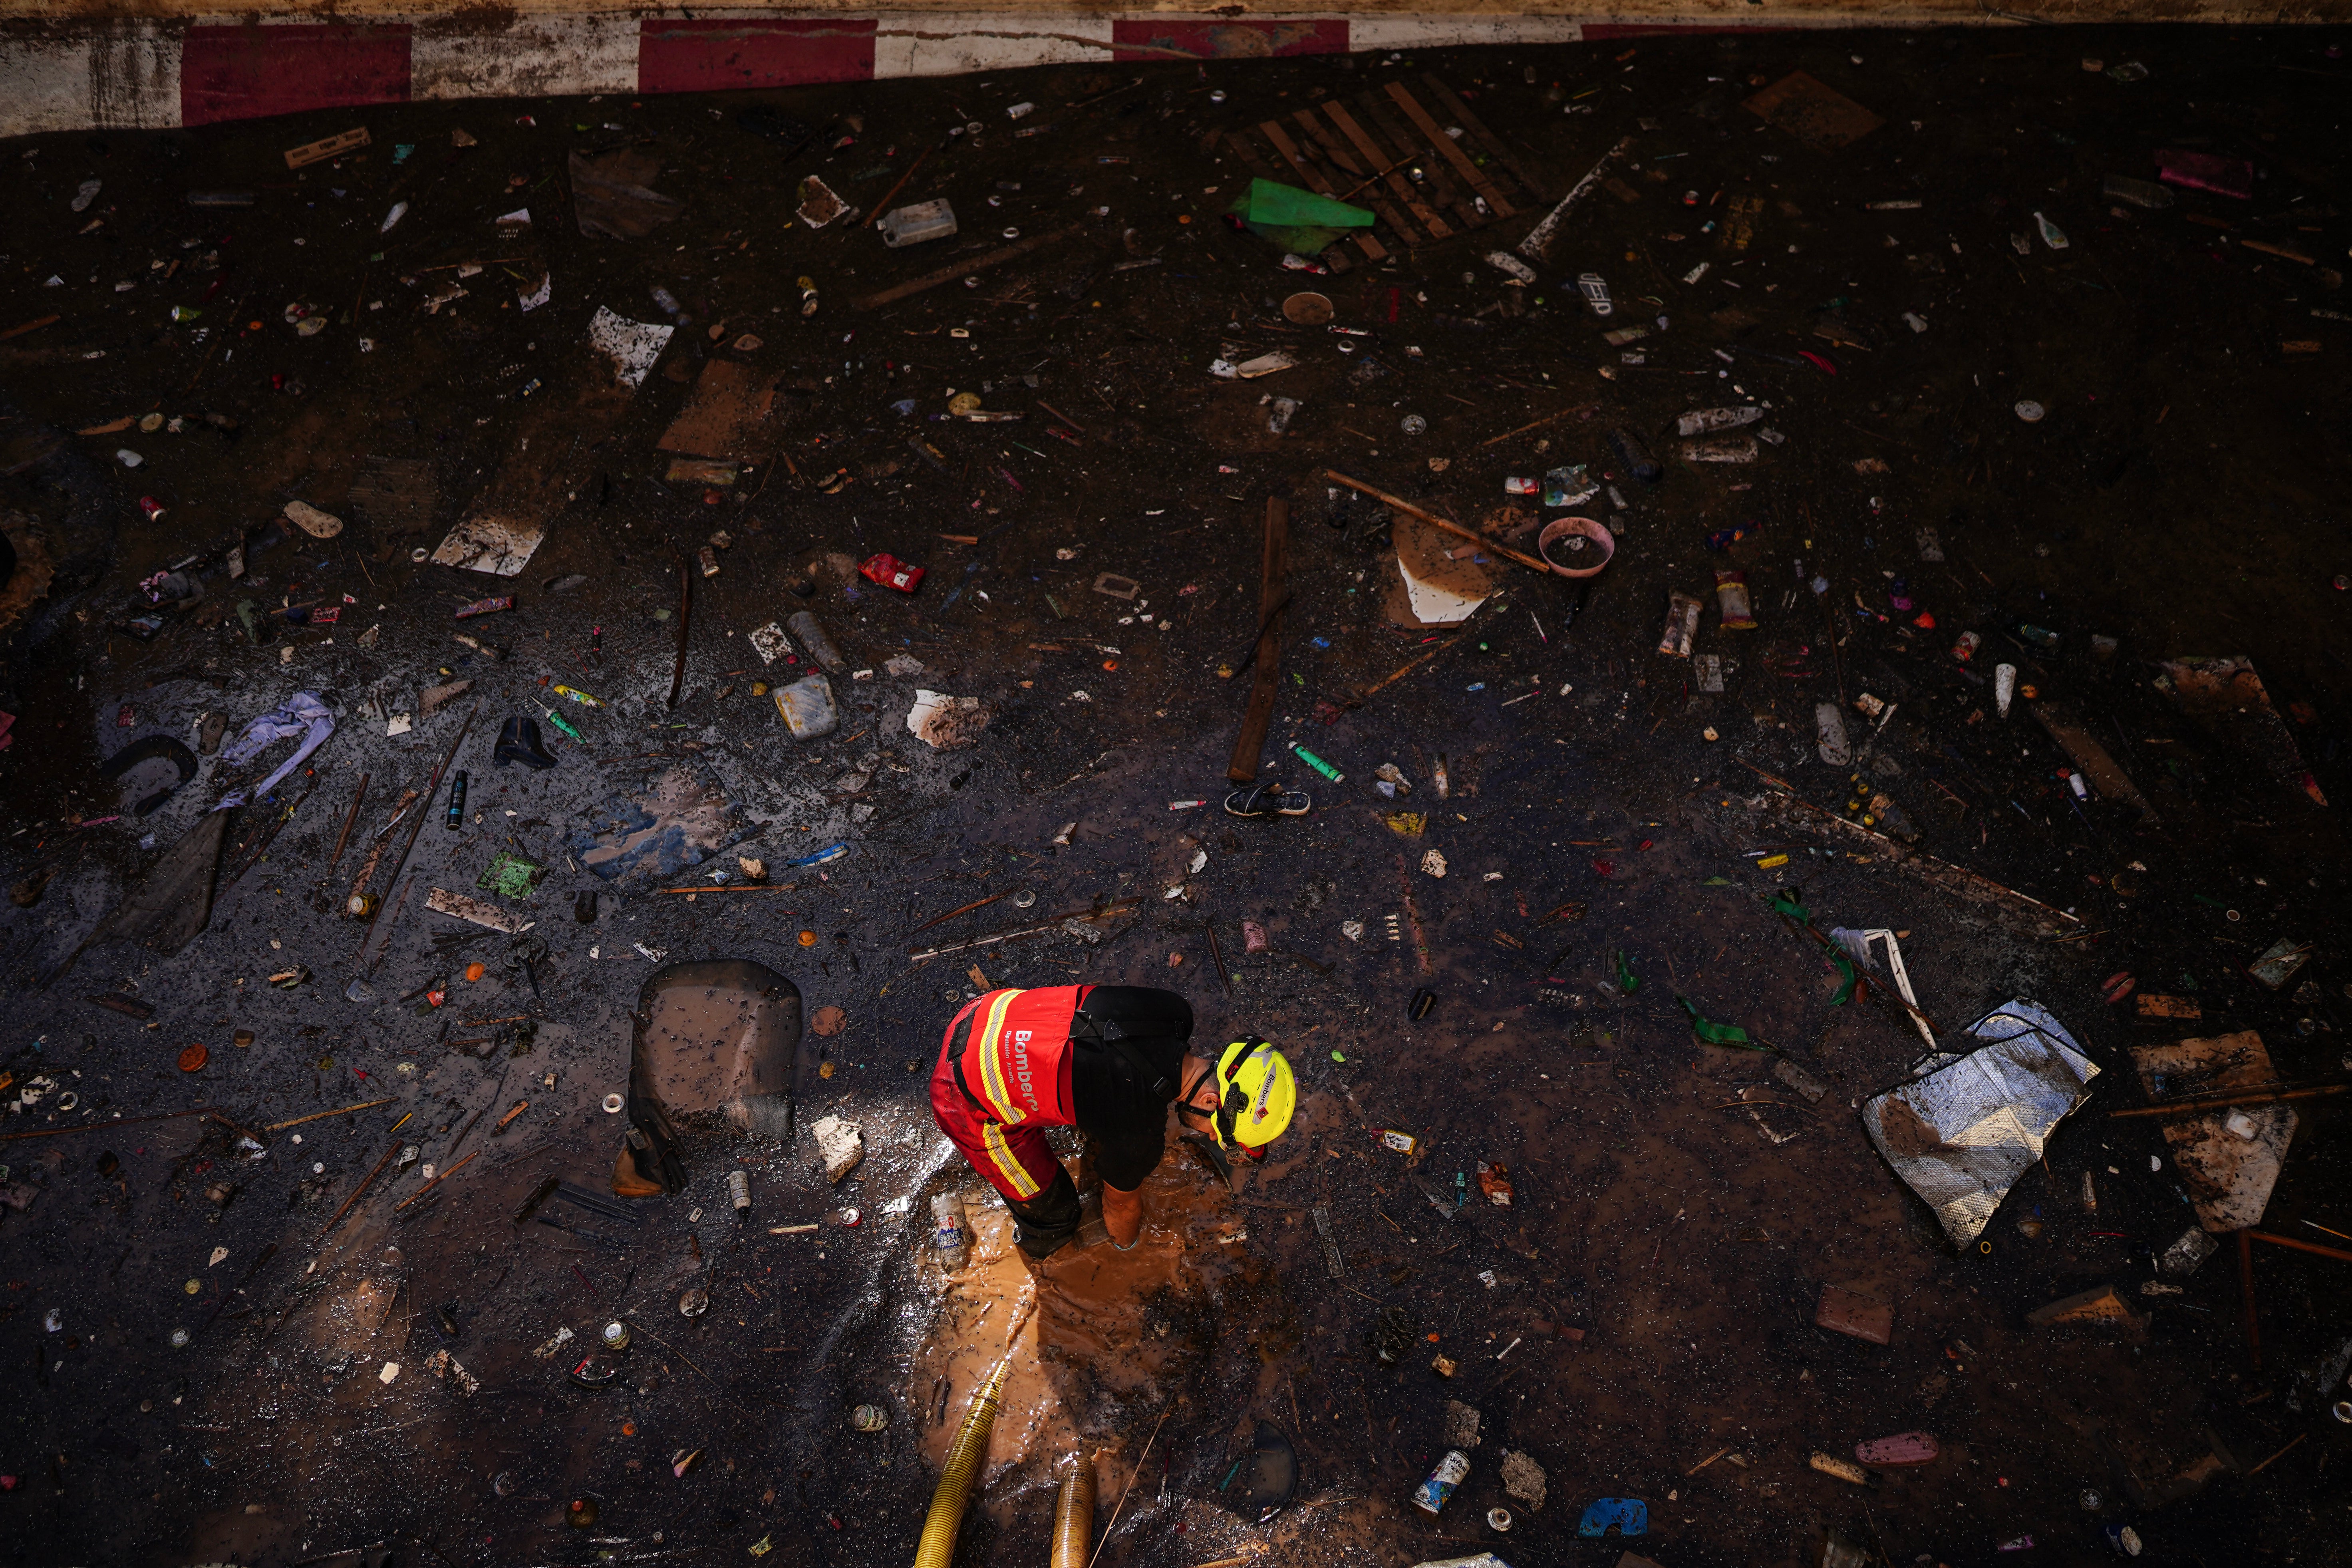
[3,22,2352,1568]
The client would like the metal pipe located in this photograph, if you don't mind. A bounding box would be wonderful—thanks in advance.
[1051,1455,1095,1568]
[912,1358,1011,1568]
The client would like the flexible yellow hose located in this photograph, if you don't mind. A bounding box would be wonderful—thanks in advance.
[912,1357,1012,1568]
[1050,1454,1095,1568]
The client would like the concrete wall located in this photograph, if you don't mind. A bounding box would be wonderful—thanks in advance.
[1,4,2342,137]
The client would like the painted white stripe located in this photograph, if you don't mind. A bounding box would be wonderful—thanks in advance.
[0,24,182,138]
[874,14,1115,79]
[413,12,639,101]
[1351,15,1587,50]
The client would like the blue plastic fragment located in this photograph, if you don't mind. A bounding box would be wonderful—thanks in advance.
[1577,1498,1647,1539]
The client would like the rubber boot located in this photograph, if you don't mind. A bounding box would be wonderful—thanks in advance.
[1101,1182,1143,1249]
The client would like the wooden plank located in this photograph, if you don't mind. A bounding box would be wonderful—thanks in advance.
[1259,118,1340,195]
[1293,108,1364,177]
[1385,80,1518,218]
[1227,498,1289,784]
[1359,91,1482,231]
[1259,119,1385,262]
[1325,100,1452,240]
[1223,129,1283,182]
[1419,74,1553,201]
[1296,107,1423,246]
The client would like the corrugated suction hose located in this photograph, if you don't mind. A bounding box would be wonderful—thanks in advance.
[1050,1454,1095,1568]
[912,1357,1012,1568]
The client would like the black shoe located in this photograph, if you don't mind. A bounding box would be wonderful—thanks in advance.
[493,715,558,770]
[1224,784,1310,819]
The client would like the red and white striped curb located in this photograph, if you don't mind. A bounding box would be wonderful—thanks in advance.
[0,12,1955,137]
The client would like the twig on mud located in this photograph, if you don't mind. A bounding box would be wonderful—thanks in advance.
[1088,1409,1171,1568]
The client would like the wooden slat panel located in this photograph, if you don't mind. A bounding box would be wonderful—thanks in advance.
[1224,129,1283,182]
[1419,74,1552,202]
[1259,117,1385,263]
[1295,107,1424,246]
[1358,91,1482,231]
[1385,80,1518,218]
[1324,100,1452,240]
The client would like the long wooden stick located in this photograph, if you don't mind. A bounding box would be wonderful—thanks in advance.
[394,1149,477,1211]
[267,1097,395,1132]
[907,891,1005,936]
[1476,402,1598,449]
[2107,1084,2347,1119]
[853,225,1084,312]
[861,144,932,235]
[0,1105,218,1142]
[327,772,369,868]
[666,555,692,710]
[1226,497,1287,783]
[2249,1230,2352,1266]
[1087,1409,1170,1568]
[1324,470,1552,576]
[322,1113,415,1238]
[358,704,477,964]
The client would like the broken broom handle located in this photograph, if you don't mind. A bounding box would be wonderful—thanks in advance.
[1323,470,1553,576]
[1226,496,1287,783]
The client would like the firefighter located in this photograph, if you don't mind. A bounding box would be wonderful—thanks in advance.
[928,984,1296,1257]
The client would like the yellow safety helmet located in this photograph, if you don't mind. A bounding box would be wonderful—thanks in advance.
[1209,1038,1296,1150]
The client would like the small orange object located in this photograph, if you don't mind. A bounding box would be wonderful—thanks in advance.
[2020,683,2040,700]
[177,1043,209,1072]
[465,961,487,982]
[1102,659,1119,672]
[798,930,818,947]
[622,1421,637,1436]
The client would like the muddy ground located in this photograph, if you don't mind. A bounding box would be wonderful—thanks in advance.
[2,21,2350,1568]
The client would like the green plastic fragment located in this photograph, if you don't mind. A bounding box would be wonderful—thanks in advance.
[1675,993,1764,1050]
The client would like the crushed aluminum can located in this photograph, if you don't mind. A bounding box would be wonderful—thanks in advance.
[1412,1449,1472,1515]
[1658,592,1701,658]
[1952,630,1981,663]
[455,596,513,619]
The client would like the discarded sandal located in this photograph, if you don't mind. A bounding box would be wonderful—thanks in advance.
[492,715,558,770]
[1224,785,1309,819]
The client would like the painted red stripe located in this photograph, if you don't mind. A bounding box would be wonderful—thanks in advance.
[1109,19,1349,63]
[181,23,413,129]
[638,18,878,93]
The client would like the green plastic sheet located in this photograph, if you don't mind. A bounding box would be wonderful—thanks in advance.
[1227,178,1375,255]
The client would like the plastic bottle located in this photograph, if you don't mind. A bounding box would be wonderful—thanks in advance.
[786,611,848,673]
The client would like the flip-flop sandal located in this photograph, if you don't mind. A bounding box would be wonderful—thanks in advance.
[1224,785,1311,819]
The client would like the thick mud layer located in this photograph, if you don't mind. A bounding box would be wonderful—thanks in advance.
[2,22,2350,1568]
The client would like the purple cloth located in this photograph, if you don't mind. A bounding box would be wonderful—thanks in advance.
[215,692,334,809]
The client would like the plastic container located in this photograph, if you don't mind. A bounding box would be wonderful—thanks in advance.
[1524,517,1618,585]
[1412,1449,1471,1515]
[879,199,957,248]
[774,674,840,741]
